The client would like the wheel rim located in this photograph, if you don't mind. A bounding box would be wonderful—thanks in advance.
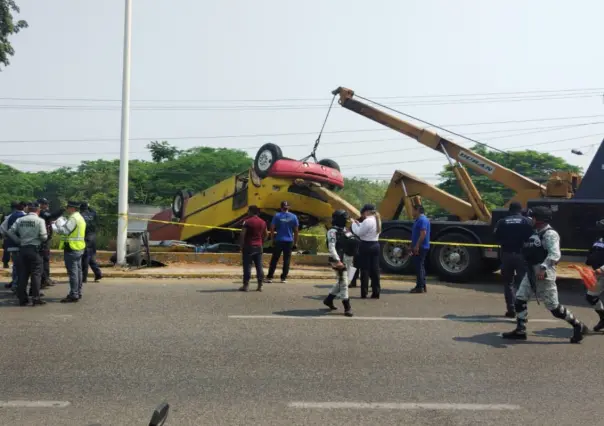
[173,195,183,215]
[257,149,274,172]
[382,242,411,269]
[438,246,470,274]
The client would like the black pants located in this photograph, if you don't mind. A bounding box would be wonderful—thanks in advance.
[17,245,43,303]
[500,251,527,312]
[82,239,102,282]
[242,246,264,285]
[267,241,293,280]
[2,241,9,266]
[359,241,381,297]
[41,244,51,284]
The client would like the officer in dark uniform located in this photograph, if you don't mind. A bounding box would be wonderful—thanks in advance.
[493,201,534,318]
[38,198,64,288]
[80,202,102,283]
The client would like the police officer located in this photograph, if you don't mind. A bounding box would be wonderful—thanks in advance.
[494,201,534,318]
[6,202,48,306]
[584,219,604,331]
[1,201,27,291]
[80,202,102,283]
[38,198,64,288]
[502,206,588,343]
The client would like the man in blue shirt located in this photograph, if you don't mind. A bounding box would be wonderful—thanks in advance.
[266,201,299,283]
[410,204,430,293]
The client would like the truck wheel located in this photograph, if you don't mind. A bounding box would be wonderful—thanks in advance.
[379,228,414,274]
[172,190,186,220]
[254,143,283,179]
[430,232,481,283]
[318,158,340,171]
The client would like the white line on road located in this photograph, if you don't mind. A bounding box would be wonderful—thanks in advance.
[0,401,71,408]
[229,315,559,323]
[287,402,522,411]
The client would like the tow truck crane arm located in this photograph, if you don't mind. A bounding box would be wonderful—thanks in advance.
[332,87,547,211]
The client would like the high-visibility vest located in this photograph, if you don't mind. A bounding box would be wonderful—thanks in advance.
[59,212,87,251]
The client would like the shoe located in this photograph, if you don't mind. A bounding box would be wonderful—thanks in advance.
[239,284,249,292]
[571,323,588,344]
[505,311,516,319]
[60,295,79,303]
[342,299,353,317]
[94,276,102,282]
[370,293,380,299]
[594,318,604,332]
[409,287,424,294]
[280,279,287,283]
[323,294,337,310]
[4,283,11,289]
[501,329,527,340]
[3,263,9,269]
[348,282,357,288]
[31,299,46,306]
[19,299,29,306]
[264,278,273,283]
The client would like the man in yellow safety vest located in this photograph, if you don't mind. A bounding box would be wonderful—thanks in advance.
[53,201,87,303]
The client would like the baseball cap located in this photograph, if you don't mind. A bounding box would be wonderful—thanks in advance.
[27,202,40,210]
[360,203,376,214]
[37,198,49,205]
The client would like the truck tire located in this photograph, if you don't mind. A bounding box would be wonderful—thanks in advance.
[318,158,340,171]
[430,232,481,283]
[172,190,187,220]
[379,228,414,274]
[254,143,283,179]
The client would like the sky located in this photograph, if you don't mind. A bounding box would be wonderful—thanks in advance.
[0,0,603,185]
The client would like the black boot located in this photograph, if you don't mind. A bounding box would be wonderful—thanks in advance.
[593,310,604,332]
[502,318,527,340]
[239,283,249,292]
[323,294,337,310]
[342,299,353,317]
[571,323,588,344]
[256,282,263,292]
[31,298,47,306]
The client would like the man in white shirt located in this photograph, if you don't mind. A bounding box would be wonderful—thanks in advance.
[351,204,382,299]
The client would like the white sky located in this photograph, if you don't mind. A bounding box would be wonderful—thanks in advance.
[0,0,603,184]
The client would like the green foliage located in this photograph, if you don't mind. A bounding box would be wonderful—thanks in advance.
[147,141,181,163]
[0,0,28,70]
[437,145,582,210]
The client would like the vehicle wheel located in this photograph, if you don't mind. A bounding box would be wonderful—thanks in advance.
[430,232,481,283]
[379,228,414,274]
[172,190,186,220]
[254,143,283,179]
[318,158,340,171]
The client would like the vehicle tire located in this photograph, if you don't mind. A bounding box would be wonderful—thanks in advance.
[172,190,187,220]
[254,143,283,179]
[430,232,481,283]
[318,158,340,171]
[379,227,414,274]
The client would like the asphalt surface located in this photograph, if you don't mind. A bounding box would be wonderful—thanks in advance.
[1,277,603,425]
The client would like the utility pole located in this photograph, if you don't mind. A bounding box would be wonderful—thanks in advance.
[116,0,133,266]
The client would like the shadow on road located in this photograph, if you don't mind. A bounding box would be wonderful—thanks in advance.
[273,308,333,317]
[453,331,570,348]
[313,284,411,295]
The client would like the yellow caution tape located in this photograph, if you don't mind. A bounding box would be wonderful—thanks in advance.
[117,214,589,253]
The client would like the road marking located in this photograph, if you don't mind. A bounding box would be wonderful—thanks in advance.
[228,315,559,323]
[0,401,71,408]
[287,402,522,411]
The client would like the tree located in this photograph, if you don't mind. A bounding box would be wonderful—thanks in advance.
[146,141,181,163]
[437,145,582,210]
[0,0,28,70]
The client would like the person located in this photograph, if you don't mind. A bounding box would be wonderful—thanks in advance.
[265,201,299,283]
[352,204,381,299]
[1,202,18,269]
[6,202,48,306]
[493,201,534,317]
[239,205,267,292]
[80,202,103,283]
[38,198,65,288]
[502,206,588,343]
[410,205,431,294]
[347,214,364,289]
[323,210,357,317]
[53,201,87,303]
[1,201,27,291]
[584,219,604,331]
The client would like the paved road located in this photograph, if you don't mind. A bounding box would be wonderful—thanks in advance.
[1,277,603,425]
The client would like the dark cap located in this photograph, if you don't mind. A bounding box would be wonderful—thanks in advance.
[37,198,49,205]
[80,202,89,210]
[360,203,376,214]
[10,201,18,209]
[66,200,80,209]
[27,202,40,210]
[508,201,522,213]
[280,201,290,209]
[530,206,552,222]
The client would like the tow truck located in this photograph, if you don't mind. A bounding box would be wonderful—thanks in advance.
[332,86,604,282]
[147,143,360,246]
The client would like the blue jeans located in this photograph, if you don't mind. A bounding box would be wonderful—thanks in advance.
[413,247,428,288]
[64,250,84,298]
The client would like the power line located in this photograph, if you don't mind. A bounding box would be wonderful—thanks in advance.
[1,114,604,145]
[0,87,601,103]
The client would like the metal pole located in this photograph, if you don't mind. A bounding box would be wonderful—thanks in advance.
[116,0,133,266]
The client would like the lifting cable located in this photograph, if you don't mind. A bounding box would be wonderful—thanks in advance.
[354,94,508,155]
[303,93,338,162]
